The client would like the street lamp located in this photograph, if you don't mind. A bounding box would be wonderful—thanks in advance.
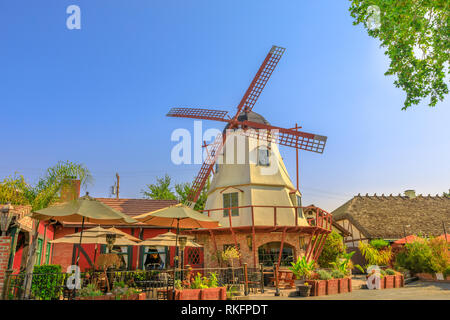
[1,202,15,236]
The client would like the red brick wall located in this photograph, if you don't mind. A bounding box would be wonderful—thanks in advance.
[195,231,310,268]
[51,226,174,271]
[0,236,12,295]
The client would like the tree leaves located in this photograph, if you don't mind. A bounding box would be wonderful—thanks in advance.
[141,174,177,201]
[141,174,210,211]
[0,161,92,210]
[349,0,449,109]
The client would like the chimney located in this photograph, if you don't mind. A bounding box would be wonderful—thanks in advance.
[404,190,416,199]
[60,178,81,202]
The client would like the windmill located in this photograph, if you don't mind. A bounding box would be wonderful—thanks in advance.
[167,45,327,209]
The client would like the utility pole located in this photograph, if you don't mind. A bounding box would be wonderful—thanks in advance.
[115,173,120,199]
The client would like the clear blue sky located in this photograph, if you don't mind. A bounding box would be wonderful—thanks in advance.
[1,1,449,211]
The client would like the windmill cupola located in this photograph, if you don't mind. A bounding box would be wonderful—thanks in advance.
[224,111,270,132]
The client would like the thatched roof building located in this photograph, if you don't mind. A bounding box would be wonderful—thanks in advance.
[331,191,450,245]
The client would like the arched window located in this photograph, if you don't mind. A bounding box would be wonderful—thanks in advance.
[258,242,295,267]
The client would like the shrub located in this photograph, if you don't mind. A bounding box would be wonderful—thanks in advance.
[370,239,390,250]
[317,231,345,268]
[289,256,315,280]
[317,270,332,280]
[428,237,449,273]
[385,269,396,275]
[401,240,434,273]
[331,270,345,279]
[359,241,392,266]
[444,266,450,278]
[112,281,139,299]
[190,273,209,289]
[78,283,103,297]
[31,264,64,300]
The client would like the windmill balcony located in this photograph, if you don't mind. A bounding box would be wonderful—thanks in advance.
[200,205,332,232]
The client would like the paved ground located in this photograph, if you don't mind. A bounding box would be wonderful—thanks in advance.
[241,281,450,300]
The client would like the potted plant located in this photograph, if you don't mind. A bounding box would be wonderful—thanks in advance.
[384,269,396,289]
[289,256,315,286]
[311,270,331,296]
[297,282,311,297]
[221,247,243,295]
[76,283,111,300]
[112,281,140,300]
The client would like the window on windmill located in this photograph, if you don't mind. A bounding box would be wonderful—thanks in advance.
[296,195,304,219]
[223,192,239,217]
[257,147,270,166]
[215,163,219,173]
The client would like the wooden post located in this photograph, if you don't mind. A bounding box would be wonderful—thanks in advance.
[276,227,287,269]
[243,263,249,296]
[260,263,264,293]
[116,173,120,199]
[274,264,280,296]
[274,207,277,227]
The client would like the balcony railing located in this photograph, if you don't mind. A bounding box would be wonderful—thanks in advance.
[201,205,332,231]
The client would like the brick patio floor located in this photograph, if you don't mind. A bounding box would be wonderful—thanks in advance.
[240,281,450,300]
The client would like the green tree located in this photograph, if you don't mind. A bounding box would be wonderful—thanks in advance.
[0,161,92,211]
[142,175,210,211]
[349,0,449,109]
[317,231,346,268]
[4,161,93,298]
[174,178,210,211]
[141,174,176,200]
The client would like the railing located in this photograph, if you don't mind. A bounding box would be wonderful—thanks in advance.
[4,269,173,300]
[201,205,332,231]
[3,266,264,300]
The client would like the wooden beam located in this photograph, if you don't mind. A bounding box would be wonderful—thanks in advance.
[276,227,287,269]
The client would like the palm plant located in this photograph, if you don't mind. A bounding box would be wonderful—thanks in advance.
[359,241,392,266]
[330,251,355,276]
[289,256,315,280]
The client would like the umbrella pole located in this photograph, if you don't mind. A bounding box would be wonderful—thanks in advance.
[76,216,85,266]
[93,244,98,269]
[173,218,180,297]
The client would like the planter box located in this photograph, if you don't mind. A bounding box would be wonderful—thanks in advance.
[338,278,350,294]
[200,287,226,300]
[174,287,227,300]
[326,279,339,295]
[394,274,404,288]
[416,273,435,281]
[76,294,114,300]
[312,280,327,296]
[177,289,201,300]
[384,275,395,289]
